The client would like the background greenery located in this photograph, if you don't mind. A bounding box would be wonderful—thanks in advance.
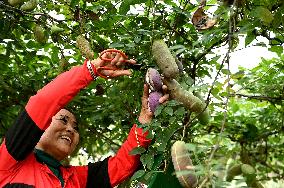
[0,0,283,187]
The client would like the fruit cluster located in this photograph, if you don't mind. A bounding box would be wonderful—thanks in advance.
[8,0,38,11]
[148,39,209,125]
[148,40,212,188]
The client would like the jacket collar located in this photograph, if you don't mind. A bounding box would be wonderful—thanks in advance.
[34,149,62,168]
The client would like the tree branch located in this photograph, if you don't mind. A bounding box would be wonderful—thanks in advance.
[157,8,192,44]
[88,127,121,148]
[230,93,284,102]
[0,1,65,22]
[261,30,284,46]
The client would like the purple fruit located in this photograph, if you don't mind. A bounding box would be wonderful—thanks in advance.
[148,91,163,112]
[146,68,163,91]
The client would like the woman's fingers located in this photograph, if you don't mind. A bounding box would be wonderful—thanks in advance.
[116,56,125,66]
[159,85,169,103]
[92,50,137,78]
[143,84,150,100]
[159,94,169,104]
[99,69,132,78]
[141,84,153,115]
[111,52,121,65]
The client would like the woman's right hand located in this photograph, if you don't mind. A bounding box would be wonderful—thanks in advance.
[91,50,136,79]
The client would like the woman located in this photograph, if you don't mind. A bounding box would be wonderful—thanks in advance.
[0,51,168,188]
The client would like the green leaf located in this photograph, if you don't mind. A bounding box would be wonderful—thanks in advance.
[164,106,174,116]
[119,0,148,15]
[140,152,154,169]
[186,143,197,152]
[131,170,145,181]
[70,0,80,8]
[269,46,283,57]
[170,44,186,50]
[245,33,256,47]
[156,124,180,152]
[175,107,186,116]
[109,42,125,48]
[251,7,274,25]
[231,103,239,113]
[119,4,131,15]
[51,49,60,63]
[221,69,231,75]
[130,146,146,155]
[154,105,164,117]
[134,36,141,43]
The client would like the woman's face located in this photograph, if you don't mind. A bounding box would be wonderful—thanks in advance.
[36,109,80,161]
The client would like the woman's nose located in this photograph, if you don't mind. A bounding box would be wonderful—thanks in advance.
[65,124,75,134]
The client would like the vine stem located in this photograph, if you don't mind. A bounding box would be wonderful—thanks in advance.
[198,2,236,187]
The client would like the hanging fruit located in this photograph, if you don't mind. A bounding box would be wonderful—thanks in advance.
[20,0,37,11]
[164,79,205,113]
[8,0,23,6]
[51,25,64,34]
[34,25,47,44]
[194,92,210,125]
[171,141,198,188]
[76,35,94,60]
[148,91,163,112]
[226,164,242,181]
[145,68,164,112]
[152,40,179,79]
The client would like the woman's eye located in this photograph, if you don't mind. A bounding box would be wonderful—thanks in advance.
[61,119,68,124]
[73,126,79,132]
[57,117,68,124]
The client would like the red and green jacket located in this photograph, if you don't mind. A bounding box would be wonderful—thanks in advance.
[0,61,151,188]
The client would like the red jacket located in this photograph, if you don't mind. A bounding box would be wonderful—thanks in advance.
[0,61,151,188]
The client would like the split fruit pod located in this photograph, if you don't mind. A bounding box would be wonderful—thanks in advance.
[148,91,163,113]
[145,68,163,91]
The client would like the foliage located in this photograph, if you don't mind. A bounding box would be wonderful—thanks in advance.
[0,0,283,187]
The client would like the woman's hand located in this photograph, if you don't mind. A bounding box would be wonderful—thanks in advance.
[138,84,169,124]
[91,50,136,79]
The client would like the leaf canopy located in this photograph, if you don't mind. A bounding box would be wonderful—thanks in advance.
[0,0,283,187]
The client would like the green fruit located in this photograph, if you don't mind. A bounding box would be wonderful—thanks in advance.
[51,25,64,34]
[20,0,37,11]
[34,25,47,44]
[8,0,23,6]
[164,79,205,113]
[76,35,94,60]
[226,164,242,182]
[171,141,198,188]
[152,40,179,79]
[194,92,210,125]
[241,164,255,176]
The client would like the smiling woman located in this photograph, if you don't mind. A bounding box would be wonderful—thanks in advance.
[0,50,169,188]
[36,109,80,161]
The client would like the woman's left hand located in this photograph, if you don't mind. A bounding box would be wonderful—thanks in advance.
[138,84,169,124]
